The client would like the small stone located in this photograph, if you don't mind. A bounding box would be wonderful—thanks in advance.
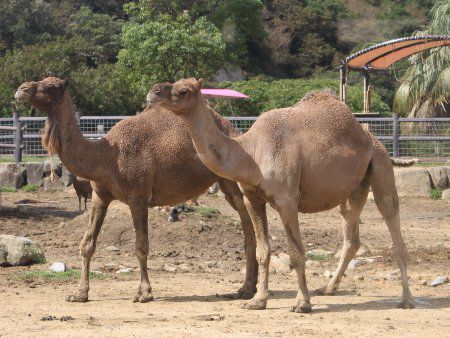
[306,243,314,247]
[348,259,365,270]
[305,259,321,268]
[323,270,333,278]
[356,244,370,257]
[430,276,449,287]
[420,280,427,286]
[115,268,133,274]
[441,189,450,200]
[353,275,364,281]
[270,255,290,274]
[49,262,67,273]
[105,246,120,252]
[163,263,178,273]
[205,260,217,268]
[178,263,191,272]
[270,235,279,241]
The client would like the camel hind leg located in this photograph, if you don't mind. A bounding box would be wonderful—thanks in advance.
[316,175,370,295]
[370,149,414,309]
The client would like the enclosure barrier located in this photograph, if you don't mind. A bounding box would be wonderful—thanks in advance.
[0,114,448,163]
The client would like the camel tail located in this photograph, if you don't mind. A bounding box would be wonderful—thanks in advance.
[390,157,418,167]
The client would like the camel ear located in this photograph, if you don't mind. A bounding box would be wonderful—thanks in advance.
[196,78,204,91]
[62,78,70,88]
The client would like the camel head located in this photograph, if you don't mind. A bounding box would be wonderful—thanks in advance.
[15,77,70,113]
[147,78,204,115]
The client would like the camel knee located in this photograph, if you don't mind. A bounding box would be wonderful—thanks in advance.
[135,242,149,261]
[79,237,95,258]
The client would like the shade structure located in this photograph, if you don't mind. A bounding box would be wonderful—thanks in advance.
[201,88,249,99]
[342,35,450,71]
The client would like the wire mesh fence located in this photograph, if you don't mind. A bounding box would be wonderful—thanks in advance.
[0,115,449,163]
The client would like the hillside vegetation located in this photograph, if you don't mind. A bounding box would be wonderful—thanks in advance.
[0,0,436,117]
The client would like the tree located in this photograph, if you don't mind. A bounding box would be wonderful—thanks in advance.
[117,11,225,95]
[394,1,450,117]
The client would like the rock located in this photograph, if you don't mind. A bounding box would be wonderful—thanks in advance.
[428,167,449,190]
[43,160,62,177]
[105,245,120,252]
[356,244,370,257]
[42,177,65,192]
[270,255,291,274]
[212,66,245,82]
[430,276,448,287]
[394,167,432,198]
[0,235,45,266]
[305,259,321,268]
[60,165,73,187]
[205,260,217,268]
[441,189,450,200]
[50,262,67,273]
[323,270,333,278]
[306,243,314,247]
[0,164,26,189]
[348,259,365,270]
[178,263,192,272]
[163,263,178,273]
[116,268,133,274]
[24,163,45,186]
[353,275,364,281]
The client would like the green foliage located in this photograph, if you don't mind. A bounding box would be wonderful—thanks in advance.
[117,11,226,91]
[430,188,442,200]
[22,184,39,192]
[394,1,450,117]
[306,252,331,261]
[1,186,17,192]
[213,78,390,116]
[195,206,221,218]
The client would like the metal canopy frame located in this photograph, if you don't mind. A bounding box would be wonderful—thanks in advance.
[339,35,450,114]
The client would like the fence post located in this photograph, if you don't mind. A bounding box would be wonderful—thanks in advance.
[392,113,399,158]
[12,109,22,164]
[75,111,81,126]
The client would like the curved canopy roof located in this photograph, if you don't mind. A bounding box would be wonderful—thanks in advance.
[201,88,249,99]
[342,35,450,71]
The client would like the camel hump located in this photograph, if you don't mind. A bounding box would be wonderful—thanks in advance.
[296,89,339,105]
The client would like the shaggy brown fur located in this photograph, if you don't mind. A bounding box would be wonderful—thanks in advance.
[15,77,257,303]
[149,78,415,313]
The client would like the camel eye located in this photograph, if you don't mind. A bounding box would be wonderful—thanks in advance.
[179,90,188,96]
[44,86,57,95]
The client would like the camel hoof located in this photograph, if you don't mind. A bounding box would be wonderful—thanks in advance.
[237,287,256,300]
[397,298,415,309]
[66,293,88,303]
[133,293,154,303]
[289,302,312,313]
[241,297,267,310]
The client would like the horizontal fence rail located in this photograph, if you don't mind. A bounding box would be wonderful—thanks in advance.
[0,114,449,163]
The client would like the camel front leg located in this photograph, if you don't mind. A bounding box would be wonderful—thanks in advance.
[241,193,269,310]
[67,192,110,302]
[218,179,257,299]
[129,200,153,303]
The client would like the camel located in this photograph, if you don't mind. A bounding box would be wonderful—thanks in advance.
[148,78,415,313]
[14,77,258,303]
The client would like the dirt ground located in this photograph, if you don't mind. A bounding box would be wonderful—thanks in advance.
[0,187,449,337]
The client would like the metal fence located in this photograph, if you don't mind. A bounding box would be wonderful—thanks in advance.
[0,114,449,163]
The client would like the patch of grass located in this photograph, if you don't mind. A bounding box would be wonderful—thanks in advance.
[430,188,442,200]
[1,186,17,192]
[414,162,443,167]
[49,188,57,193]
[306,253,331,261]
[195,206,221,218]
[22,184,39,192]
[0,156,51,163]
[19,269,104,281]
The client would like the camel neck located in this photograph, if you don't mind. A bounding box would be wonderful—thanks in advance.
[180,100,259,185]
[48,95,108,181]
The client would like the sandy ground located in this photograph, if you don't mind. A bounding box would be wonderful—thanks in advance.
[0,188,449,337]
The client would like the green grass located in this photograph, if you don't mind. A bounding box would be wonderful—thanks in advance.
[430,188,442,200]
[22,184,39,192]
[0,156,51,163]
[19,269,104,281]
[414,162,444,167]
[1,186,17,192]
[195,206,221,218]
[306,253,332,261]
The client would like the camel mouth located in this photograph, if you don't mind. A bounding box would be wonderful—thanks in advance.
[146,91,163,105]
[14,89,30,103]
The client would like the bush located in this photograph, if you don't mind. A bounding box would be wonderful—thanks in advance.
[212,78,390,116]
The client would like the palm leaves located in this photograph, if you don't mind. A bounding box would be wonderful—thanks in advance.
[394,1,450,117]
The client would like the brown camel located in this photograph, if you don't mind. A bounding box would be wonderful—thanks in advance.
[148,78,415,313]
[14,77,258,303]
